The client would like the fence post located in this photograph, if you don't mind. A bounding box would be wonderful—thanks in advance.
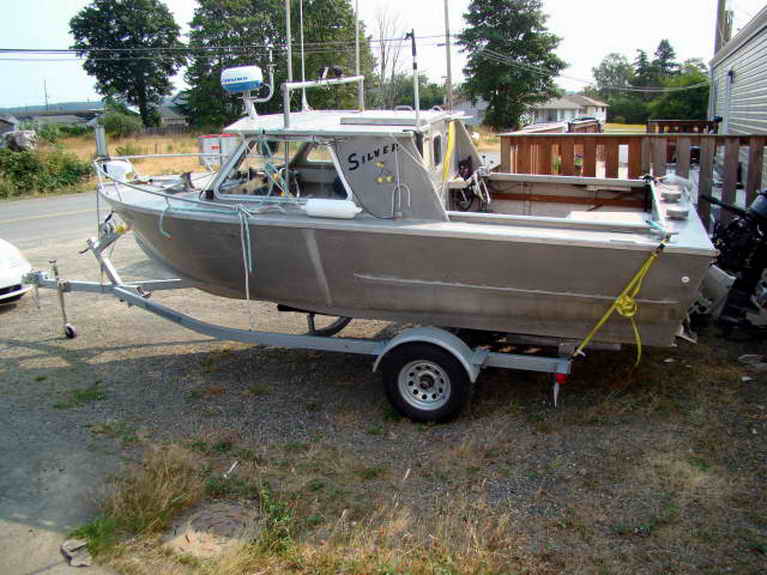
[698,136,716,231]
[676,137,691,179]
[721,137,740,226]
[746,136,765,205]
[94,125,108,158]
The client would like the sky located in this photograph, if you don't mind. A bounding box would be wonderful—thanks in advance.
[1,0,765,109]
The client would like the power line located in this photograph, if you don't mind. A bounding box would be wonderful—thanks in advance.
[479,48,709,94]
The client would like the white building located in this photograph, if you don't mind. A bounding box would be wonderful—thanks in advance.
[709,4,767,188]
[530,94,608,124]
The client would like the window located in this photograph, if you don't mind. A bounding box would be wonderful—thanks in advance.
[433,135,443,167]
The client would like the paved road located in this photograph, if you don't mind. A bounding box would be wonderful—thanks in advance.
[1,192,100,249]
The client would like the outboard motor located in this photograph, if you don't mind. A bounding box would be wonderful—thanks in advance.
[700,190,767,337]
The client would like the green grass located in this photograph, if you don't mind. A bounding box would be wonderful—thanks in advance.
[53,383,106,409]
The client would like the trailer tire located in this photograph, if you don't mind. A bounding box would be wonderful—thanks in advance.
[382,343,472,422]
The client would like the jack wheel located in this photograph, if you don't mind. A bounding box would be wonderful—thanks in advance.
[64,323,77,339]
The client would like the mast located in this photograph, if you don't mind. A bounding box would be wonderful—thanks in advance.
[406,29,420,125]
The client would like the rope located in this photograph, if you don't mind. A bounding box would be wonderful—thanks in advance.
[158,199,173,238]
[572,235,670,367]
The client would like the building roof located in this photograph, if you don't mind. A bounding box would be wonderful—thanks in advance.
[534,94,609,110]
[34,115,89,125]
[0,114,17,125]
[535,96,580,110]
[566,94,609,107]
[158,105,186,120]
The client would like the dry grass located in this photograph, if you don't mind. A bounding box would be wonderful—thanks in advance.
[604,122,646,133]
[60,134,205,176]
[75,323,767,574]
[73,445,206,555]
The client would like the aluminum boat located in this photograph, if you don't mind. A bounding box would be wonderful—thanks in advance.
[96,74,716,349]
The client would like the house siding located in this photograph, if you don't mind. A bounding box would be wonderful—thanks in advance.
[710,6,767,190]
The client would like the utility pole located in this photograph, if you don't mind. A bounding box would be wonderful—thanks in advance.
[286,0,293,83]
[715,0,727,54]
[44,80,49,111]
[355,0,363,110]
[444,0,453,110]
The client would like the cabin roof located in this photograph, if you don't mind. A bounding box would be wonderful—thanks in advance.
[225,109,460,137]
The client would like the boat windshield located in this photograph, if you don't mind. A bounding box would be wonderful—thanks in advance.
[215,139,350,201]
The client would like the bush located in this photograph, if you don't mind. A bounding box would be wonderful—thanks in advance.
[36,124,62,144]
[100,110,143,138]
[0,147,93,198]
[59,124,92,137]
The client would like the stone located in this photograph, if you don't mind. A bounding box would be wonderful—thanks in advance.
[61,538,88,555]
[2,130,37,151]
[69,549,93,567]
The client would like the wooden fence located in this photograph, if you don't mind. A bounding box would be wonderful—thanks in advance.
[497,133,766,228]
[646,119,720,134]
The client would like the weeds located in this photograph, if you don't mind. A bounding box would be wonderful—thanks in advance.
[74,446,205,557]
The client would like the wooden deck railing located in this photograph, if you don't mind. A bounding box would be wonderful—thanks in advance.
[497,132,766,228]
[646,119,720,134]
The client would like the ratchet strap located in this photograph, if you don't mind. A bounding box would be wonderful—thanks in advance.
[572,235,670,366]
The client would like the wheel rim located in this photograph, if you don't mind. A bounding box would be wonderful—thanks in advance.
[398,360,452,411]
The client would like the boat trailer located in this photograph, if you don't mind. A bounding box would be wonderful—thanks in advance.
[24,226,609,422]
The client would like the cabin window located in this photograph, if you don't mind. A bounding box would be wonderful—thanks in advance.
[433,135,443,167]
[216,139,302,197]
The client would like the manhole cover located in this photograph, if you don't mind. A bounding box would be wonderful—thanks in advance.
[163,502,260,558]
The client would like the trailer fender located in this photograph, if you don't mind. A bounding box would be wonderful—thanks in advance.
[372,327,482,383]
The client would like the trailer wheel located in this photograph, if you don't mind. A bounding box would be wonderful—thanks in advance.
[382,343,472,422]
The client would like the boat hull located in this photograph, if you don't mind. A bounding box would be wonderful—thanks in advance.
[109,197,712,348]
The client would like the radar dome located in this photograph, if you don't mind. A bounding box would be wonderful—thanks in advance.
[221,66,264,94]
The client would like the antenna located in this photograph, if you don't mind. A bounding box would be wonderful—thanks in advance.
[405,29,420,125]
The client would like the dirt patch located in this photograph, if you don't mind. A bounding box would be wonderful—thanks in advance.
[163,502,260,559]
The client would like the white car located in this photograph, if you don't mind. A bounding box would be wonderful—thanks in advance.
[0,238,32,303]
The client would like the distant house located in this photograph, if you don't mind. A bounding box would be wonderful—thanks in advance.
[0,114,18,135]
[529,94,608,124]
[33,114,89,126]
[453,97,489,125]
[709,4,767,187]
[158,103,188,128]
[5,101,105,126]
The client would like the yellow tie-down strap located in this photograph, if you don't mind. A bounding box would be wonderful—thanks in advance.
[572,236,670,367]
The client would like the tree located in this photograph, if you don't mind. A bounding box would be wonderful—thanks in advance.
[592,53,634,98]
[653,39,678,76]
[648,59,709,120]
[70,0,185,127]
[184,0,283,128]
[458,0,566,130]
[183,0,375,129]
[373,6,406,109]
[387,73,446,110]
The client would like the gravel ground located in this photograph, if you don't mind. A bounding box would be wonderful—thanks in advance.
[2,231,766,574]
